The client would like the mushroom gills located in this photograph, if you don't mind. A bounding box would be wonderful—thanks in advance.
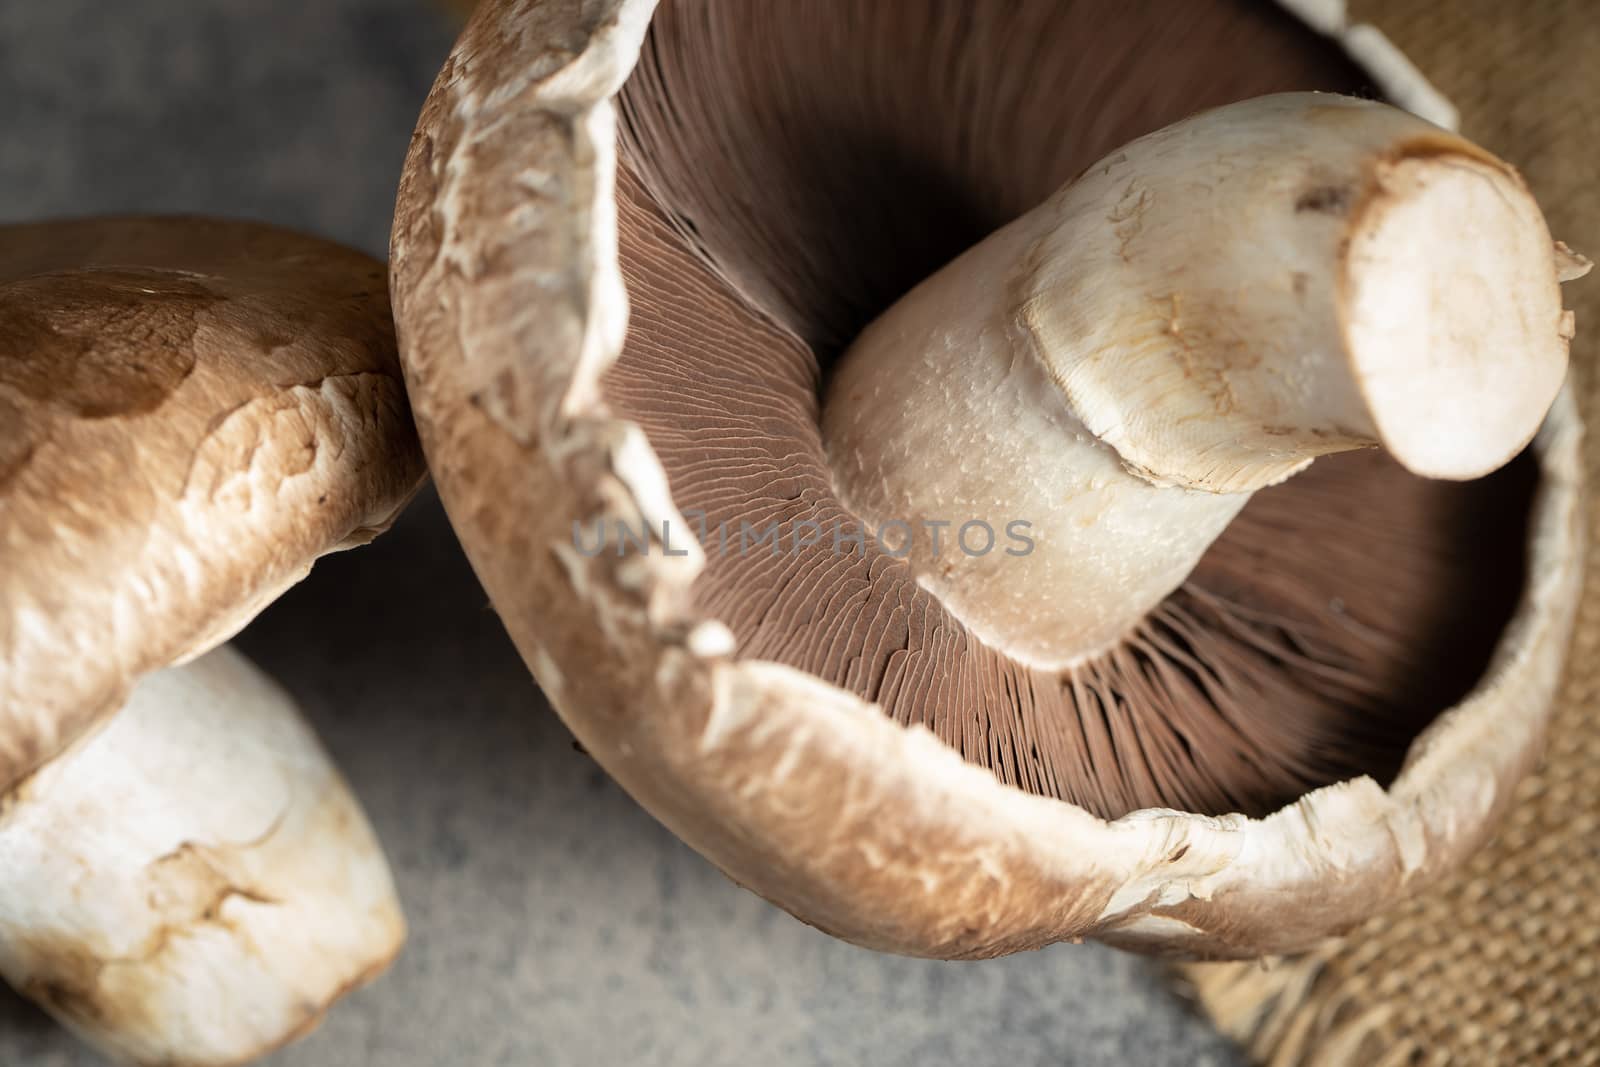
[0,645,403,1067]
[601,0,1550,819]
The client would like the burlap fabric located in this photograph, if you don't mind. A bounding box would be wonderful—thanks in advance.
[1182,2,1600,1064]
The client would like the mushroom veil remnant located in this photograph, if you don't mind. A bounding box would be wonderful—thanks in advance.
[0,218,424,1065]
[393,0,1587,959]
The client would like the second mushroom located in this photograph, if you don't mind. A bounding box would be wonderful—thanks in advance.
[0,217,424,1066]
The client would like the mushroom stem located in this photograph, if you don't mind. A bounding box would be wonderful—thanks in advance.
[823,93,1585,669]
[0,646,403,1067]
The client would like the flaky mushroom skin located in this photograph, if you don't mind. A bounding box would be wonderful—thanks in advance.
[0,648,404,1066]
[392,0,1584,958]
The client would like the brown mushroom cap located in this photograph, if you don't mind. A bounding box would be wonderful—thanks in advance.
[0,217,426,793]
[392,0,1583,957]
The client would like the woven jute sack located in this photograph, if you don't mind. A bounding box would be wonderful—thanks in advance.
[1182,1,1600,1064]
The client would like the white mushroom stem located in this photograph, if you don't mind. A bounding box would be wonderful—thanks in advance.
[0,646,403,1067]
[823,93,1587,669]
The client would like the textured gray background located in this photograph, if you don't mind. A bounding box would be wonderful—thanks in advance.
[0,2,1242,1064]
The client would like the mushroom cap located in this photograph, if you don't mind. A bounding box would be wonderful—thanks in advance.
[0,217,426,794]
[391,0,1583,958]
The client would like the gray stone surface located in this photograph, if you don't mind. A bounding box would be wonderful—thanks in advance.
[0,2,1243,1064]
